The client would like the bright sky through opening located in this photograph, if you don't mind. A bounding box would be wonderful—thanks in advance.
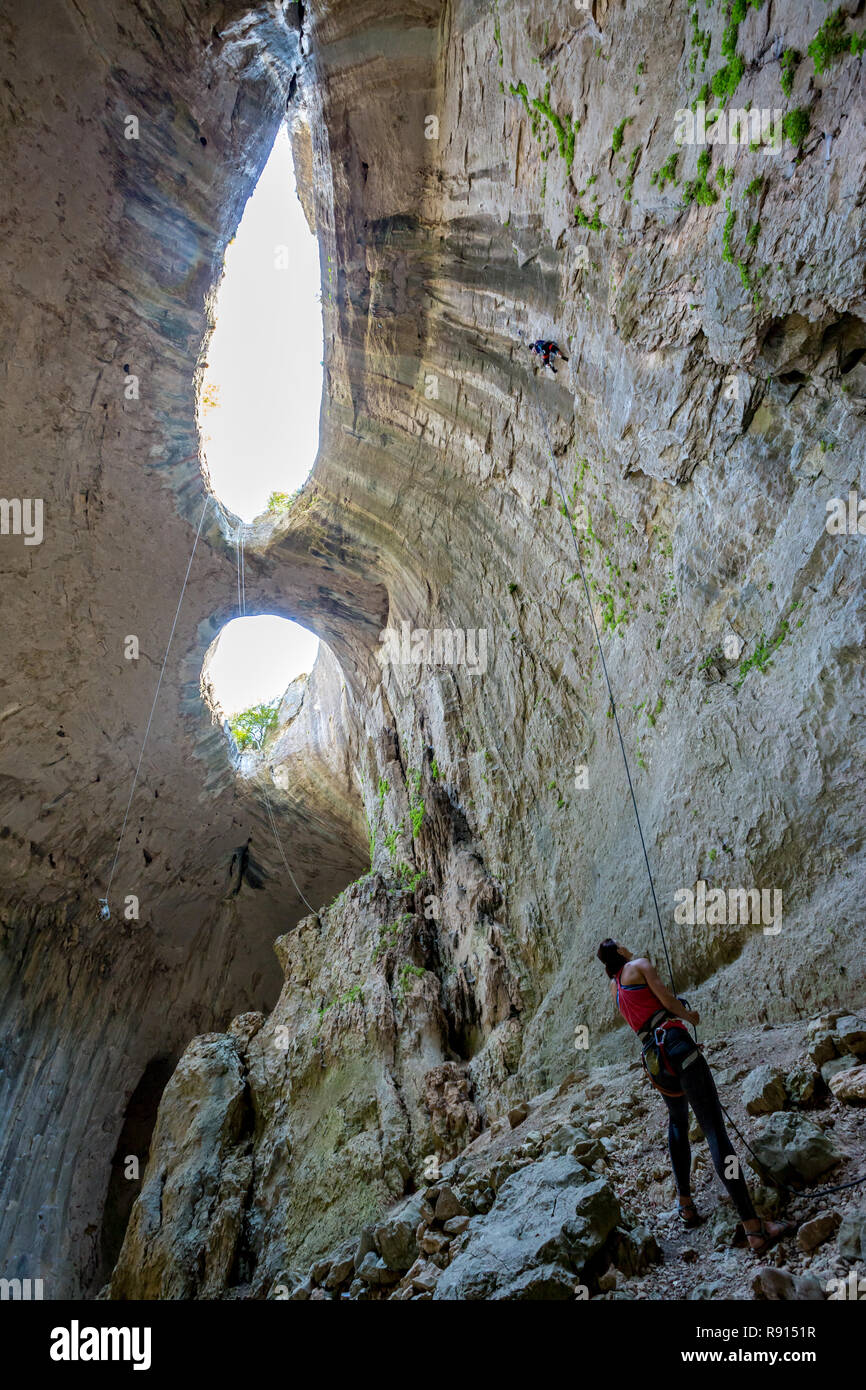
[208,616,319,718]
[200,123,323,522]
[201,124,322,718]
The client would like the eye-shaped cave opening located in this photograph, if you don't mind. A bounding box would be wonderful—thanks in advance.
[198,120,322,523]
[202,613,319,751]
[200,612,369,923]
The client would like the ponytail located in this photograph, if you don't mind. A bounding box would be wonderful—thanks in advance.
[597,938,628,979]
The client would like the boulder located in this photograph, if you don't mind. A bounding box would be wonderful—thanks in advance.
[829,1064,866,1104]
[752,1266,825,1301]
[373,1193,427,1270]
[821,1055,857,1086]
[433,1185,468,1222]
[545,1123,591,1156]
[805,1019,838,1068]
[324,1253,355,1289]
[706,1203,741,1250]
[785,1066,820,1109]
[419,1231,449,1256]
[433,1156,620,1300]
[353,1227,375,1271]
[689,1280,727,1300]
[610,1224,661,1276]
[837,1208,866,1261]
[793,1274,828,1300]
[835,1015,866,1058]
[596,1265,622,1292]
[309,1257,332,1284]
[408,1259,442,1292]
[356,1252,402,1287]
[797,1211,840,1253]
[571,1138,606,1168]
[743,1064,787,1116]
[747,1113,842,1184]
[503,1263,579,1299]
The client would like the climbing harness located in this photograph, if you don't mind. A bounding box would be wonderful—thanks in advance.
[639,1015,699,1100]
[99,491,212,920]
[519,326,866,1202]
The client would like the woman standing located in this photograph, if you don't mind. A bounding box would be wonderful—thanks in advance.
[597,938,794,1254]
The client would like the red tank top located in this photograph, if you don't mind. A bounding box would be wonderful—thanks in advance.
[615,966,665,1033]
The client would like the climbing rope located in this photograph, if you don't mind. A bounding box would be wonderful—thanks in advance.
[520,329,866,1203]
[232,515,317,918]
[239,523,247,617]
[261,780,318,917]
[100,492,212,918]
[518,329,675,990]
[236,524,243,616]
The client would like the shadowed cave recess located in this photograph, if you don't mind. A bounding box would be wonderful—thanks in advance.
[0,0,864,1307]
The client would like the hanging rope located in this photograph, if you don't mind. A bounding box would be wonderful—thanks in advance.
[236,524,242,617]
[240,523,246,617]
[232,515,317,918]
[100,492,211,918]
[519,330,675,990]
[261,780,318,917]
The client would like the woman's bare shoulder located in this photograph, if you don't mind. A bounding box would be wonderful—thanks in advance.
[624,957,651,981]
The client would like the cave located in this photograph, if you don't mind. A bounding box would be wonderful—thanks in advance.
[0,0,865,1329]
[98,1056,178,1288]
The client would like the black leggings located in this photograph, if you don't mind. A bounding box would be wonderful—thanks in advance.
[660,1030,756,1222]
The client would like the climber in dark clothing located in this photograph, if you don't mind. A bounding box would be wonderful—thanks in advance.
[529,339,565,374]
[597,939,796,1256]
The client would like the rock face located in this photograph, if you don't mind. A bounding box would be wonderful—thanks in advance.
[109,827,515,1296]
[110,1034,255,1300]
[1,0,865,1299]
[0,0,367,1297]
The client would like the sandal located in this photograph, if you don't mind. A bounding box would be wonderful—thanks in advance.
[738,1218,797,1255]
[677,1198,703,1229]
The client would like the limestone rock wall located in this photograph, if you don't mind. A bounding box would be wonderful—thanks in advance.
[0,0,366,1297]
[278,0,866,1099]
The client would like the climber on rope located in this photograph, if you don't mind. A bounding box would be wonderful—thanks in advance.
[597,939,797,1256]
[528,338,566,375]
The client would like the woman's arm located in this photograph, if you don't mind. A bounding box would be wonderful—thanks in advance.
[637,959,700,1026]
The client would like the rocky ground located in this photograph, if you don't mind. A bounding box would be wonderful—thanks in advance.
[275,1008,866,1301]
